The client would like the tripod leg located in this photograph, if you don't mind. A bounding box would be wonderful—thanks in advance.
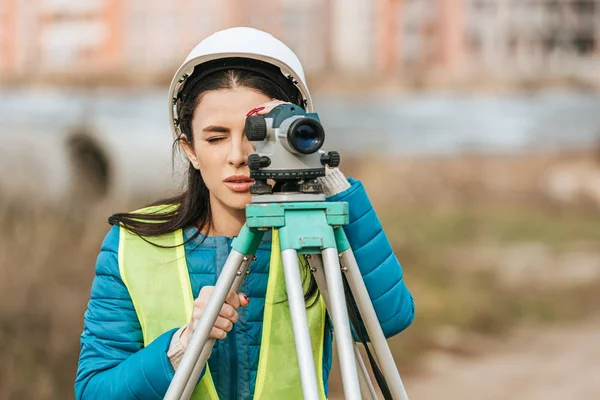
[354,345,378,400]
[181,256,254,400]
[321,248,362,400]
[165,250,251,400]
[339,249,410,400]
[307,255,377,400]
[281,249,321,400]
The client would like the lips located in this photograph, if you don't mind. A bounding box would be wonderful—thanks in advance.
[224,175,253,183]
[223,175,254,192]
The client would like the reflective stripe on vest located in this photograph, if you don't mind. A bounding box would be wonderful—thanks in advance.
[118,211,327,399]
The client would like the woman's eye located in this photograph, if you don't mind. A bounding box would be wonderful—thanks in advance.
[206,137,226,144]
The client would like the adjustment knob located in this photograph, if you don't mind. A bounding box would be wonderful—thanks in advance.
[248,154,261,170]
[320,151,341,167]
[245,116,268,141]
[250,181,273,195]
[248,154,271,170]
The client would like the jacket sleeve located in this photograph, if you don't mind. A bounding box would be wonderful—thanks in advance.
[327,178,415,338]
[75,225,180,399]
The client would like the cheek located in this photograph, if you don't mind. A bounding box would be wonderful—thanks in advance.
[195,146,225,181]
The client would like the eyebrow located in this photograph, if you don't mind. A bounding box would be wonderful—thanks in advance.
[202,125,231,133]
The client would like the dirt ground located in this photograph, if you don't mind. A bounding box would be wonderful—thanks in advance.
[404,319,600,400]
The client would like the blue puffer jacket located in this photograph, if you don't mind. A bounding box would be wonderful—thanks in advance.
[75,179,415,399]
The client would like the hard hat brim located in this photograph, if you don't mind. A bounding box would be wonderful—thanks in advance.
[168,52,314,137]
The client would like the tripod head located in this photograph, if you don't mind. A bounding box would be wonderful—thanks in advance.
[245,104,340,196]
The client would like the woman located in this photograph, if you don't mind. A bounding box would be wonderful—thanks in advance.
[75,27,414,400]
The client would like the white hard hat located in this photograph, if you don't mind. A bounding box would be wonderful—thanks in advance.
[168,27,313,137]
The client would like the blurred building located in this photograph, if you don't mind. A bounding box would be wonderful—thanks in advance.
[465,0,600,80]
[0,0,333,81]
[1,0,599,83]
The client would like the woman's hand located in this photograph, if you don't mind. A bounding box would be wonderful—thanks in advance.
[180,286,250,349]
[246,99,293,117]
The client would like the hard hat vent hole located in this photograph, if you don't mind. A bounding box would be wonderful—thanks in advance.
[66,130,110,201]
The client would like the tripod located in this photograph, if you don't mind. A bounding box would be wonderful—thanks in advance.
[164,193,410,400]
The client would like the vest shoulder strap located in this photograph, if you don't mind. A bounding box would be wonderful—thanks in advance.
[118,225,191,345]
[118,221,218,399]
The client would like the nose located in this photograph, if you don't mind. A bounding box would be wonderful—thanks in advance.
[227,134,253,168]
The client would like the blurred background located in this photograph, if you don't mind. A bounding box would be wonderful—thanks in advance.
[1,0,600,399]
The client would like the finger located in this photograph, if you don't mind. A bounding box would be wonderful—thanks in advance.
[214,316,234,333]
[194,286,214,307]
[192,307,203,322]
[209,327,227,340]
[191,313,233,335]
[255,101,287,115]
[191,315,205,331]
[193,297,206,309]
[197,286,214,299]
[238,293,250,307]
[191,305,214,323]
[219,304,239,323]
[246,106,265,117]
[255,100,292,116]
[225,290,241,309]
[180,325,190,349]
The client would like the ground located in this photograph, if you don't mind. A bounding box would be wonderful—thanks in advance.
[405,319,600,400]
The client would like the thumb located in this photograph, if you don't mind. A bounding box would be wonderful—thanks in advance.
[238,293,250,307]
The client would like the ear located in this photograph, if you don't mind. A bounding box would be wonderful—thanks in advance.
[179,134,200,170]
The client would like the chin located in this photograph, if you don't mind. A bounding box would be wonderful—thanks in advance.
[226,194,252,210]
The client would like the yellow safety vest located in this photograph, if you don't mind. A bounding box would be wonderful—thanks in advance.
[118,208,327,399]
